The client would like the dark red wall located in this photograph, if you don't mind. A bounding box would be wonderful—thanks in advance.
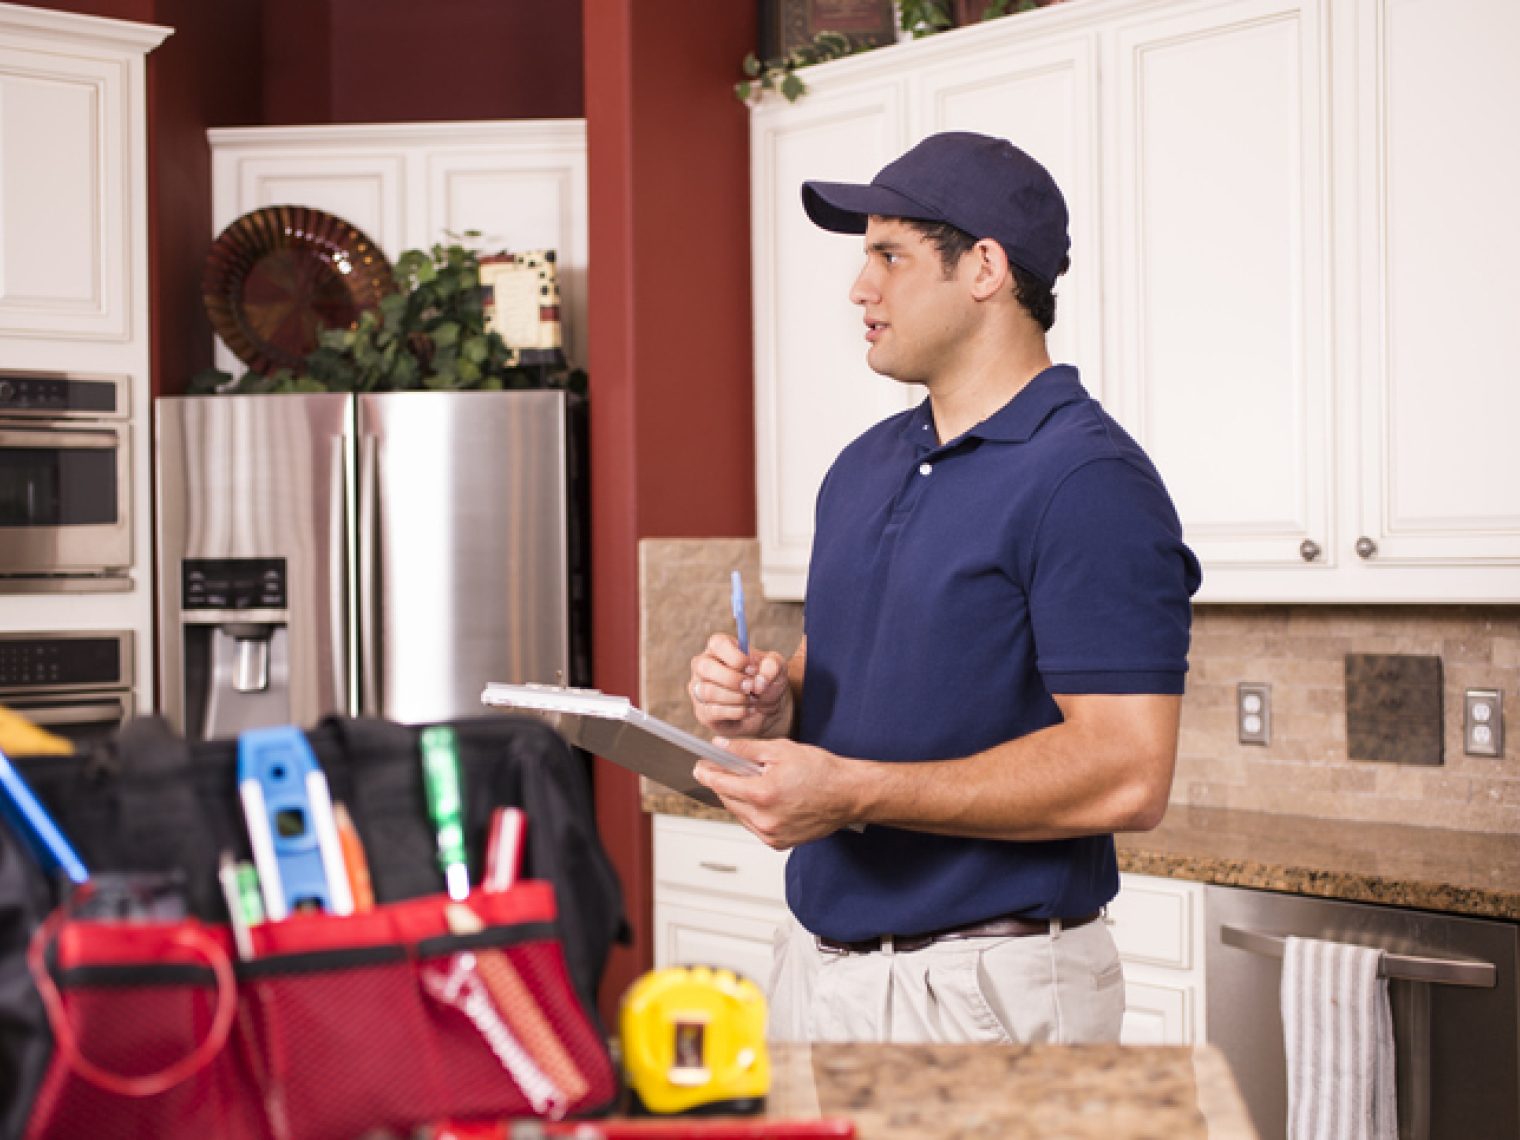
[19,0,153,18]
[583,0,757,1016]
[145,0,265,396]
[261,0,584,125]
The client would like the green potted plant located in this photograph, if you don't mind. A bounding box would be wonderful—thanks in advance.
[192,239,584,396]
[734,29,856,104]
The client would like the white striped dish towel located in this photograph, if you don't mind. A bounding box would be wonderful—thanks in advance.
[1280,935,1398,1140]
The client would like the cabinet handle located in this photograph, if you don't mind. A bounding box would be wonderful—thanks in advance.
[1299,539,1322,563]
[1355,536,1378,559]
[698,861,739,875]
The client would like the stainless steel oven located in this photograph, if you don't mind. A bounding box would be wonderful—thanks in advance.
[0,370,131,592]
[0,631,135,749]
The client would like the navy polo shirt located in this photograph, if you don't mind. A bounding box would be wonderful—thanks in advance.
[788,365,1201,942]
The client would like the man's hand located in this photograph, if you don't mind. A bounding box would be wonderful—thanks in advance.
[693,736,860,850]
[688,633,794,740]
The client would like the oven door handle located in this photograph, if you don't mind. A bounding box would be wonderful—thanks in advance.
[1219,923,1497,987]
[0,427,120,449]
[6,696,131,729]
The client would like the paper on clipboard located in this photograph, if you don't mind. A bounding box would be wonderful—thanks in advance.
[480,682,761,809]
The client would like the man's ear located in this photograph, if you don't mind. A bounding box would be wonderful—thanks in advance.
[967,238,1014,302]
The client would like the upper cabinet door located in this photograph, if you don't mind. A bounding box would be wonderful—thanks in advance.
[750,78,910,600]
[1346,0,1520,575]
[1106,0,1333,589]
[0,43,132,341]
[917,29,1102,404]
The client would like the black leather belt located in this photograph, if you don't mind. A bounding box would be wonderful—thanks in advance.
[815,911,1101,955]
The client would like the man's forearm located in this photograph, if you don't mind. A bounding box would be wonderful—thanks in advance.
[842,693,1181,842]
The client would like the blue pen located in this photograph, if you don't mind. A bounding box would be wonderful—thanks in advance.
[730,569,749,655]
[0,745,89,885]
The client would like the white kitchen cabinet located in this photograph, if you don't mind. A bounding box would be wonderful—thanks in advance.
[0,4,168,707]
[651,814,789,992]
[0,8,165,346]
[1108,872,1208,1045]
[1104,0,1336,586]
[1338,0,1520,584]
[750,0,1520,604]
[208,120,588,375]
[1167,0,1520,600]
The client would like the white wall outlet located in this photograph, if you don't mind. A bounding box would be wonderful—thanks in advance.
[1463,689,1504,757]
[1237,682,1271,745]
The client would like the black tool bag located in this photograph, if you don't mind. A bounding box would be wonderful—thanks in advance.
[0,713,627,1140]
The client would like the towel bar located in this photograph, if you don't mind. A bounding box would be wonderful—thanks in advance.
[1219,923,1497,988]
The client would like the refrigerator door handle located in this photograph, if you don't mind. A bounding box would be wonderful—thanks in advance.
[1219,923,1498,987]
[358,432,382,716]
[329,434,352,715]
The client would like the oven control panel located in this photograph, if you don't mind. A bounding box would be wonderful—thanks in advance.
[0,633,133,693]
[0,371,126,417]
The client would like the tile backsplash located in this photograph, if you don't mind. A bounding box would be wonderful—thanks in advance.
[639,538,1518,835]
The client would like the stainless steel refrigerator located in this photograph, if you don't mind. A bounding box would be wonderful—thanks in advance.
[154,390,587,739]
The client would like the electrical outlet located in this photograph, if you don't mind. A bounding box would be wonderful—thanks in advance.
[1238,682,1271,746]
[1464,689,1504,757]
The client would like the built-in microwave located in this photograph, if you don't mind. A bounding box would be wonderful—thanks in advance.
[0,371,131,591]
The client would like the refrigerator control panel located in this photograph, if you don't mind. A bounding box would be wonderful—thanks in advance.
[182,558,287,611]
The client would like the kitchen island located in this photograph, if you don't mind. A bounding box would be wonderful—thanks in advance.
[760,1042,1255,1139]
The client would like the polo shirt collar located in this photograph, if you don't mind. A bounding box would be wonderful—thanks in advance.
[902,364,1087,451]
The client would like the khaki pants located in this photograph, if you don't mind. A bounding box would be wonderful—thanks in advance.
[766,915,1125,1045]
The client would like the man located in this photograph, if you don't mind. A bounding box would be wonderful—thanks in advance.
[688,131,1201,1045]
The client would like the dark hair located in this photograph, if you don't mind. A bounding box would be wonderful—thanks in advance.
[898,217,1067,333]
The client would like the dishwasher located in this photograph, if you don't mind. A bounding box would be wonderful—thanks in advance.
[1205,884,1518,1140]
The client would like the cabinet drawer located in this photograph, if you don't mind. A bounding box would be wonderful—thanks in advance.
[653,815,788,904]
[654,899,786,991]
[1108,875,1199,970]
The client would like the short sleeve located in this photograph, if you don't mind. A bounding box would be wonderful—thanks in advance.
[1026,457,1202,694]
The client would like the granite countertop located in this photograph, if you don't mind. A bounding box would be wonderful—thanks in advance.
[762,1042,1256,1139]
[643,788,1519,922]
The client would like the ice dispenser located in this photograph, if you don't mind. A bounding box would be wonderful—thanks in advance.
[177,562,295,739]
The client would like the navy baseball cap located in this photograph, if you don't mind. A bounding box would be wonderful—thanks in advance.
[801,131,1070,285]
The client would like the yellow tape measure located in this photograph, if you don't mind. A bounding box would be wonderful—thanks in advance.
[619,965,769,1115]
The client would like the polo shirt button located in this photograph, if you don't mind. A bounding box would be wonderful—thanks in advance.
[918,462,932,476]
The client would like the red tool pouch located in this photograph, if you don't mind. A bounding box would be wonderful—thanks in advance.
[24,882,616,1140]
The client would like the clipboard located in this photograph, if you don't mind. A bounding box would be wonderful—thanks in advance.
[481,683,761,809]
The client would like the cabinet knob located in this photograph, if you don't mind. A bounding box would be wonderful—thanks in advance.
[1355,536,1378,560]
[698,861,738,875]
[1299,539,1322,563]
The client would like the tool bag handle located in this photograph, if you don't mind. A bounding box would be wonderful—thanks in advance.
[25,888,238,1099]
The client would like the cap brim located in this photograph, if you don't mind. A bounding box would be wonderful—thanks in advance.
[801,180,939,235]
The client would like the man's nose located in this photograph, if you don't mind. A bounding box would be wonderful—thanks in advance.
[849,264,877,306]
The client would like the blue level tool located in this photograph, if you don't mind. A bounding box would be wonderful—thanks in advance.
[236,726,352,920]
